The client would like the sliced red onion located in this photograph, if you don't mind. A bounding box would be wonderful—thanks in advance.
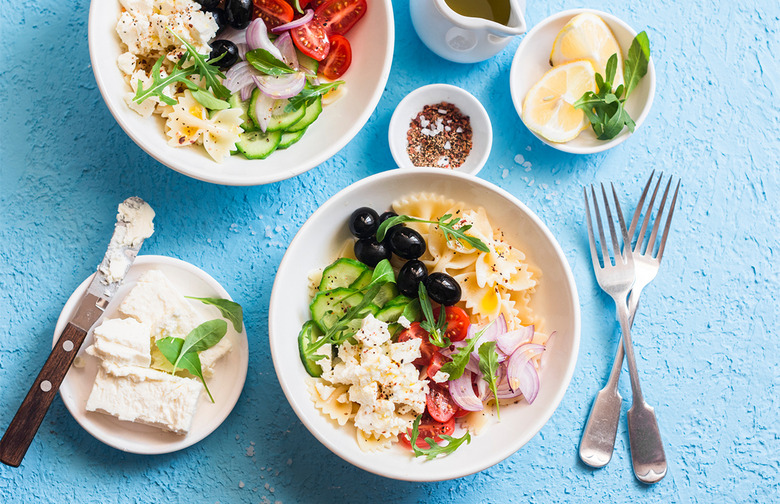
[472,314,508,362]
[504,344,544,404]
[271,9,314,33]
[252,91,275,132]
[216,27,246,45]
[252,72,305,100]
[476,376,489,400]
[223,61,255,93]
[299,57,319,77]
[496,325,535,356]
[236,42,248,61]
[246,18,284,61]
[449,371,483,411]
[240,84,253,102]
[274,32,299,70]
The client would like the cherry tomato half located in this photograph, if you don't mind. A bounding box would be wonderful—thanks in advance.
[426,385,457,423]
[253,0,294,28]
[434,305,470,342]
[315,0,367,36]
[398,415,456,449]
[319,34,351,79]
[426,351,445,379]
[292,16,330,60]
[397,322,436,367]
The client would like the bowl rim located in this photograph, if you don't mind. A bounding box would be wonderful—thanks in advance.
[87,0,396,186]
[388,84,493,176]
[268,168,581,481]
[509,8,656,154]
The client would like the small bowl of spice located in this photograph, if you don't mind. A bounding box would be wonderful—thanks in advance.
[388,84,492,176]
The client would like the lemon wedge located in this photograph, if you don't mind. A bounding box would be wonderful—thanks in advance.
[550,13,623,84]
[522,60,596,143]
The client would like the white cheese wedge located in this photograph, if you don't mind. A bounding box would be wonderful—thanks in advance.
[86,318,152,368]
[86,364,203,434]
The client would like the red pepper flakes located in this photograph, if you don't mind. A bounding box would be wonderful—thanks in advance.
[406,102,473,169]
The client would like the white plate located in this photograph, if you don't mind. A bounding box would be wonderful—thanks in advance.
[54,255,249,454]
[87,1,394,186]
[269,169,580,481]
[509,9,656,154]
[388,84,493,176]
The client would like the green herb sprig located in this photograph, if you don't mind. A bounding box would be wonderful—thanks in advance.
[478,341,501,420]
[439,319,495,380]
[377,215,490,253]
[418,282,449,348]
[409,415,471,460]
[286,81,345,112]
[246,49,297,76]
[574,32,650,140]
[186,297,244,332]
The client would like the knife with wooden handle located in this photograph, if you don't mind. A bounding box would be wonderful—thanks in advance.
[0,197,155,467]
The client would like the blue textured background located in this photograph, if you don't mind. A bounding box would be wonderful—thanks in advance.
[2,0,779,502]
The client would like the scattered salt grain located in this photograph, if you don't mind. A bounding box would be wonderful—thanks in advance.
[444,141,451,150]
[239,481,245,489]
[286,459,292,466]
[526,146,531,151]
[265,483,270,490]
[502,169,509,179]
[514,154,524,164]
[523,161,532,168]
[246,446,255,457]
[235,435,240,440]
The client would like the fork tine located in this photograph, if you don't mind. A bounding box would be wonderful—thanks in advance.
[584,187,603,271]
[600,184,621,264]
[591,185,610,266]
[611,183,633,263]
[635,173,663,254]
[656,179,680,261]
[628,170,655,242]
[646,176,673,256]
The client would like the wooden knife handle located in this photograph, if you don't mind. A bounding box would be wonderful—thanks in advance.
[0,323,88,467]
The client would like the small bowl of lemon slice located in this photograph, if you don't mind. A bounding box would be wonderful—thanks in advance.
[509,9,656,154]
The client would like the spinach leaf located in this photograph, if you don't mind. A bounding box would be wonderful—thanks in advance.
[155,337,215,402]
[186,297,244,332]
[246,49,296,76]
[172,319,228,372]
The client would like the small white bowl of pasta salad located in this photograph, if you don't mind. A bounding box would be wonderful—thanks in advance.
[269,168,580,481]
[88,0,393,185]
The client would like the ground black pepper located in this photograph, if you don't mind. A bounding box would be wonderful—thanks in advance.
[406,102,473,168]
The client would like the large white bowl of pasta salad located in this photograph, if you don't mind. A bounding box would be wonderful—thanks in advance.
[269,168,580,481]
[88,0,393,185]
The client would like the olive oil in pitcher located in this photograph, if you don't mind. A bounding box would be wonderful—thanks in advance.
[444,0,511,25]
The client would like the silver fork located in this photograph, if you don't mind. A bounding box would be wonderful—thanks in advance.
[581,182,668,484]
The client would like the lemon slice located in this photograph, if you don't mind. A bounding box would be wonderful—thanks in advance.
[522,60,596,143]
[550,13,623,84]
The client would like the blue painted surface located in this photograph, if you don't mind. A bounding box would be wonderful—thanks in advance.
[1,0,778,502]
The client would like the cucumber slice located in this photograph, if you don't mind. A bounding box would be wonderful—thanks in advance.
[278,128,306,149]
[298,321,325,377]
[267,99,306,132]
[236,130,282,159]
[385,295,414,308]
[286,96,322,132]
[374,283,399,308]
[297,52,319,74]
[229,93,255,132]
[376,304,407,324]
[310,287,363,332]
[319,258,369,291]
[349,269,372,289]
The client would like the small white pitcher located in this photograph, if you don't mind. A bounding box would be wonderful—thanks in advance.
[410,0,527,63]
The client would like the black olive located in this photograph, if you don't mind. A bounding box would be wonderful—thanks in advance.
[224,0,252,29]
[209,40,239,69]
[379,211,397,223]
[195,0,221,10]
[389,226,426,260]
[354,237,391,267]
[424,272,462,306]
[397,260,428,298]
[348,207,379,239]
[210,8,227,34]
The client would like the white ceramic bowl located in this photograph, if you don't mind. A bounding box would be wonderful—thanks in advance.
[509,9,656,154]
[388,84,492,176]
[55,255,249,454]
[88,1,394,185]
[269,169,580,481]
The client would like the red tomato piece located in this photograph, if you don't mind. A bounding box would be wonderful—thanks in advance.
[426,351,445,379]
[397,322,436,367]
[398,415,456,449]
[291,16,330,60]
[319,34,352,79]
[315,0,367,36]
[434,305,470,342]
[426,385,457,423]
[253,0,295,28]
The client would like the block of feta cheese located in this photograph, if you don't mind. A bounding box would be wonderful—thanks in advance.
[86,364,203,434]
[118,270,232,376]
[86,318,152,368]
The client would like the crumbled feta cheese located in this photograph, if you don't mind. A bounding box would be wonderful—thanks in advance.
[431,370,450,383]
[396,315,412,329]
[354,314,391,347]
[388,338,421,364]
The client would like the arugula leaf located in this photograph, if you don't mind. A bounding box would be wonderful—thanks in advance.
[376,215,490,253]
[186,297,244,332]
[191,89,230,111]
[409,415,472,460]
[367,259,395,288]
[133,55,197,105]
[169,29,230,100]
[439,319,495,380]
[401,299,422,323]
[172,319,228,373]
[246,49,297,76]
[285,81,345,112]
[155,337,215,402]
[417,282,449,348]
[293,0,304,14]
[623,31,650,98]
[478,341,501,420]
